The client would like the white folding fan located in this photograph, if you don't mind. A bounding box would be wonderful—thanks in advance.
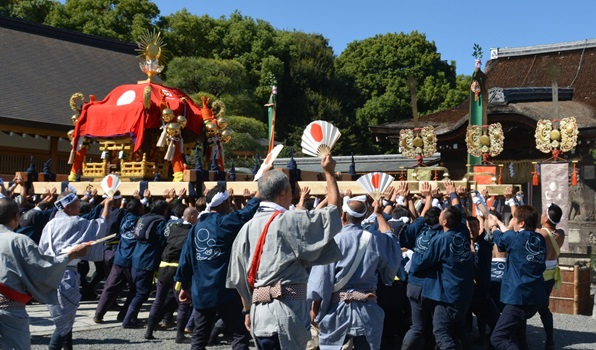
[254,144,284,181]
[301,120,341,157]
[100,174,121,198]
[356,172,394,200]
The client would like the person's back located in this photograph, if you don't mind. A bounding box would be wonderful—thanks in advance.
[410,184,475,350]
[309,198,401,349]
[227,155,343,350]
[489,204,547,350]
[122,200,168,328]
[536,203,564,350]
[0,198,89,350]
[130,206,168,272]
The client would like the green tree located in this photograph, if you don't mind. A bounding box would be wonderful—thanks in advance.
[335,31,465,153]
[0,0,58,23]
[222,115,268,168]
[45,0,159,42]
[158,9,220,58]
[165,56,260,117]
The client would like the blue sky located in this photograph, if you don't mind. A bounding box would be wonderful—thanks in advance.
[152,0,596,75]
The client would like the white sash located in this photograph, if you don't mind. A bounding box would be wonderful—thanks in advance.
[333,230,372,292]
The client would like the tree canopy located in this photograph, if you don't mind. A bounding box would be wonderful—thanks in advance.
[2,0,471,157]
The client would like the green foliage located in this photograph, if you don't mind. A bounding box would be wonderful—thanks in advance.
[1,0,58,23]
[45,0,159,42]
[472,43,483,60]
[165,57,261,117]
[335,31,462,153]
[7,4,471,158]
[223,115,268,167]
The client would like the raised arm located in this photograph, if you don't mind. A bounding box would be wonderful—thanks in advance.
[321,154,340,216]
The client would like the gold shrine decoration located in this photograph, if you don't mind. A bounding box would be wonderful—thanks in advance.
[535,117,578,153]
[136,30,166,80]
[399,126,437,159]
[466,123,504,157]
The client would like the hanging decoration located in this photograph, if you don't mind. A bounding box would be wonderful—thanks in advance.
[466,123,505,162]
[201,97,232,172]
[533,65,580,187]
[399,77,437,165]
[67,92,91,181]
[535,117,579,158]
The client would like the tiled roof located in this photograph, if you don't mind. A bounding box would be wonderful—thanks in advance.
[274,153,440,173]
[0,16,156,133]
[372,40,596,138]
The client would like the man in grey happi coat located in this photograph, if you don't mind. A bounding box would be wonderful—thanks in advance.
[227,154,343,350]
[39,192,112,350]
[308,196,402,350]
[0,198,90,350]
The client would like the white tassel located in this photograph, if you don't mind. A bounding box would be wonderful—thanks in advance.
[157,128,167,147]
[76,137,85,151]
[118,150,125,159]
[101,151,108,159]
[164,140,176,161]
[68,150,75,165]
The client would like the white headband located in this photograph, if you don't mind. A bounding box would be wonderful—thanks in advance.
[55,193,78,210]
[200,191,230,217]
[342,195,367,218]
[546,203,561,225]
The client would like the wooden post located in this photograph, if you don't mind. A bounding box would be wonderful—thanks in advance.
[573,265,579,315]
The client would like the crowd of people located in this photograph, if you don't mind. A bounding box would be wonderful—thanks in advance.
[0,157,566,350]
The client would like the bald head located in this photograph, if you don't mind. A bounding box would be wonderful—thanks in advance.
[344,200,367,224]
[183,207,200,224]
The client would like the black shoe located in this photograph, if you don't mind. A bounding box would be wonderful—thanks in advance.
[93,316,103,324]
[176,335,191,344]
[122,322,142,329]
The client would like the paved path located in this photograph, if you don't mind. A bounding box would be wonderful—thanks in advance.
[27,298,596,349]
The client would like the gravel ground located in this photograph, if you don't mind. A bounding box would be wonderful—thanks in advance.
[30,311,596,350]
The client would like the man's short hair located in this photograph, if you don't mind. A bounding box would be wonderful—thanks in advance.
[149,200,169,216]
[391,206,410,220]
[0,198,19,226]
[127,199,144,216]
[172,203,188,218]
[195,197,207,212]
[514,205,538,231]
[424,207,441,226]
[258,170,290,202]
[467,216,480,225]
[443,206,462,229]
[546,203,563,225]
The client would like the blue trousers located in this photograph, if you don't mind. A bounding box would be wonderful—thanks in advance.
[95,264,135,320]
[402,283,434,350]
[123,268,154,326]
[491,304,539,350]
[538,278,556,347]
[431,300,470,350]
[147,280,192,330]
[191,295,250,350]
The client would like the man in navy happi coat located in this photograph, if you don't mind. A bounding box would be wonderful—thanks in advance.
[176,186,260,350]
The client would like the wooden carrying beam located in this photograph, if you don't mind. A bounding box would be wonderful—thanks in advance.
[205,180,470,196]
[29,181,193,197]
[26,179,519,198]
